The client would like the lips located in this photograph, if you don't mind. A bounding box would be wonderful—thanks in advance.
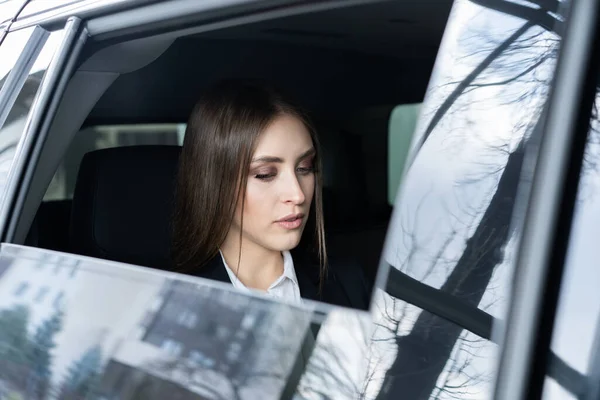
[276,213,304,230]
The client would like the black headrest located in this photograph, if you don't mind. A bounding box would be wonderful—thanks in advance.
[70,146,181,270]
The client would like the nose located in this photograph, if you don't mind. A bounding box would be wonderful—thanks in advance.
[282,173,306,205]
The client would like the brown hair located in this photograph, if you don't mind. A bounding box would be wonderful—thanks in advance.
[172,80,327,284]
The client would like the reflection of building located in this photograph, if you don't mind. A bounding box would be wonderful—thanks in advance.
[0,247,310,399]
[0,248,164,398]
[141,281,269,376]
[0,252,80,331]
[99,360,214,400]
[98,280,311,399]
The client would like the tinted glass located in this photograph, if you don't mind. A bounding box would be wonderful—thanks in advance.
[0,244,321,400]
[541,82,600,399]
[388,103,421,205]
[0,27,36,92]
[0,28,64,198]
[368,0,569,398]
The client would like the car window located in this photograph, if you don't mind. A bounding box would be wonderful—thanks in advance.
[388,103,421,205]
[44,124,185,201]
[0,27,43,97]
[0,26,65,204]
[366,0,569,398]
[541,85,600,399]
[0,243,320,400]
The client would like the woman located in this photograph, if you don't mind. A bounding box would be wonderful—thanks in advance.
[172,80,370,310]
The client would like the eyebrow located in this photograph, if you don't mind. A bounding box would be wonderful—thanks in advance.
[252,148,315,163]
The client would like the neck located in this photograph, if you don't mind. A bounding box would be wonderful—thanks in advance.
[220,233,284,291]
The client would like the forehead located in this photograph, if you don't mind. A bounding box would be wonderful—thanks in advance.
[253,115,313,156]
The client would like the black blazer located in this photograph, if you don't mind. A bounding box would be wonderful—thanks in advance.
[189,249,371,310]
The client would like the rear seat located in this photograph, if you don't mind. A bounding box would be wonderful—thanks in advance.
[69,145,181,270]
[26,199,72,252]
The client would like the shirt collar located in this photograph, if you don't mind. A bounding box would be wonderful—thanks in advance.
[218,250,298,290]
[280,250,299,287]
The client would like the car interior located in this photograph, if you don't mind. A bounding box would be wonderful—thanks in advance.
[17,0,451,284]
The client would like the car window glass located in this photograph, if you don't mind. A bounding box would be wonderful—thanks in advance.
[541,86,600,399]
[18,0,88,20]
[0,27,36,91]
[368,0,568,398]
[44,124,186,201]
[0,28,64,197]
[388,103,421,205]
[0,0,26,26]
[0,243,324,400]
[0,27,65,200]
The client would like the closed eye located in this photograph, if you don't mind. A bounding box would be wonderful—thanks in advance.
[296,166,314,175]
[255,172,276,181]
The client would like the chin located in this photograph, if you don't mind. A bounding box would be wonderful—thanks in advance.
[270,234,302,252]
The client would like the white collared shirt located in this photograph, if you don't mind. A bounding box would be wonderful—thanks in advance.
[219,250,302,304]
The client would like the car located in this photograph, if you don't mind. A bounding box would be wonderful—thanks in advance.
[0,0,597,399]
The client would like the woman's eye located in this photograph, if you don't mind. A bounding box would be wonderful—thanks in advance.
[297,166,314,175]
[255,172,276,180]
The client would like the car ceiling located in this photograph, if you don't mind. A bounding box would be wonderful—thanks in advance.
[86,0,452,124]
[195,0,451,59]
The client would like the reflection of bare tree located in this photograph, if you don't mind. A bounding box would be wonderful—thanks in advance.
[376,0,563,397]
[297,314,370,400]
[147,337,294,400]
[144,358,233,400]
[430,332,491,400]
[377,131,528,398]
[147,303,309,400]
[379,142,527,400]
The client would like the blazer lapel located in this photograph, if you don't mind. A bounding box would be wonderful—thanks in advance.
[291,250,321,302]
[192,254,231,284]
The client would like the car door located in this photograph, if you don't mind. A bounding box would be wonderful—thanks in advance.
[338,0,600,399]
[0,1,598,399]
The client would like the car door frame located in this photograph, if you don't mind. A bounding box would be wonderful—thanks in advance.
[0,17,88,242]
[494,0,600,398]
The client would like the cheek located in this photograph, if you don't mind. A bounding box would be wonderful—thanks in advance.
[241,180,270,219]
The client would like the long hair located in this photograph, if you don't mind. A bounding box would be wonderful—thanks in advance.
[172,80,327,285]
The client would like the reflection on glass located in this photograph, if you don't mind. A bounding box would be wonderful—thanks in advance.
[541,86,600,399]
[0,1,22,25]
[0,27,36,90]
[0,29,65,201]
[297,309,372,400]
[373,0,566,398]
[543,378,577,400]
[18,0,86,20]
[0,244,316,400]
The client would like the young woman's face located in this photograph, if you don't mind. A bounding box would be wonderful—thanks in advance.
[230,114,316,253]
